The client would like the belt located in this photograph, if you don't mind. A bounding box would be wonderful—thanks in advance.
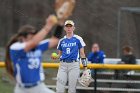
[61,59,78,63]
[19,81,42,88]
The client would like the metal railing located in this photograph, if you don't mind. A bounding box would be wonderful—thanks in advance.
[1,62,140,70]
[1,62,140,93]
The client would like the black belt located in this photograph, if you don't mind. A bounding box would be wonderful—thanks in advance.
[19,81,42,88]
[61,59,78,63]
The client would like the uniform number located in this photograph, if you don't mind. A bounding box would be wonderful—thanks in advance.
[66,48,71,54]
[28,58,40,69]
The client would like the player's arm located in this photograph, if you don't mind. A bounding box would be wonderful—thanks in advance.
[79,47,88,68]
[48,37,59,48]
[78,36,87,67]
[25,15,57,52]
[78,36,86,58]
[80,48,88,67]
[58,50,62,58]
[48,25,63,48]
[80,48,86,58]
[51,38,63,59]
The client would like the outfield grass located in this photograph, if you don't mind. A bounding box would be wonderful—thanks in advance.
[0,79,14,93]
[0,68,57,93]
[0,68,14,93]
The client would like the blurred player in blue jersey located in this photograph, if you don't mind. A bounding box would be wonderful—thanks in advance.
[5,15,64,93]
[54,20,87,93]
[88,43,106,75]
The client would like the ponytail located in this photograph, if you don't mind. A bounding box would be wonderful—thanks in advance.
[5,25,36,77]
[5,34,19,77]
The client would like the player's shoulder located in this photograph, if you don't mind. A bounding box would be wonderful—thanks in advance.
[39,39,50,45]
[73,34,86,46]
[10,42,26,50]
[73,34,83,40]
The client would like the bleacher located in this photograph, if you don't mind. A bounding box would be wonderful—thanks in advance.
[104,58,140,64]
[0,58,140,92]
[47,58,140,93]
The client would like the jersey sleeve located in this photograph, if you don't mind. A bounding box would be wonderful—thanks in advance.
[10,42,26,61]
[76,35,86,49]
[57,39,62,51]
[38,39,50,52]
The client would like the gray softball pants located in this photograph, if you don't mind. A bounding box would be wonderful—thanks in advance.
[56,62,80,93]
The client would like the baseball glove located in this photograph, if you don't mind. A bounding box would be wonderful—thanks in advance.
[55,0,76,19]
[78,69,93,87]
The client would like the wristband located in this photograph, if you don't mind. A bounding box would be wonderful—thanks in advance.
[81,58,88,67]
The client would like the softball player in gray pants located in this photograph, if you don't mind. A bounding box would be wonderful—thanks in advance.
[54,20,87,93]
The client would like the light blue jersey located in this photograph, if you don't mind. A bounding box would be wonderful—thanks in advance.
[57,35,86,61]
[10,39,49,86]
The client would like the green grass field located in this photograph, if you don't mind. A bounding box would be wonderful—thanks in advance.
[0,79,14,93]
[0,68,57,93]
[0,68,14,93]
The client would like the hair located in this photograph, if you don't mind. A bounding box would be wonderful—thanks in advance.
[92,43,99,47]
[5,25,37,77]
[122,46,133,53]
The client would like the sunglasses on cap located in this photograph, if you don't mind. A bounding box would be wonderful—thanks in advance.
[65,24,73,27]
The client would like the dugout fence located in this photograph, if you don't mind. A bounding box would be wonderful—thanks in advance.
[117,7,140,58]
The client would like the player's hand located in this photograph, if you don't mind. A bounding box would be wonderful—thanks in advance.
[45,15,58,30]
[51,53,59,60]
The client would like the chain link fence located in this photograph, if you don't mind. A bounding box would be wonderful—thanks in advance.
[117,7,140,58]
